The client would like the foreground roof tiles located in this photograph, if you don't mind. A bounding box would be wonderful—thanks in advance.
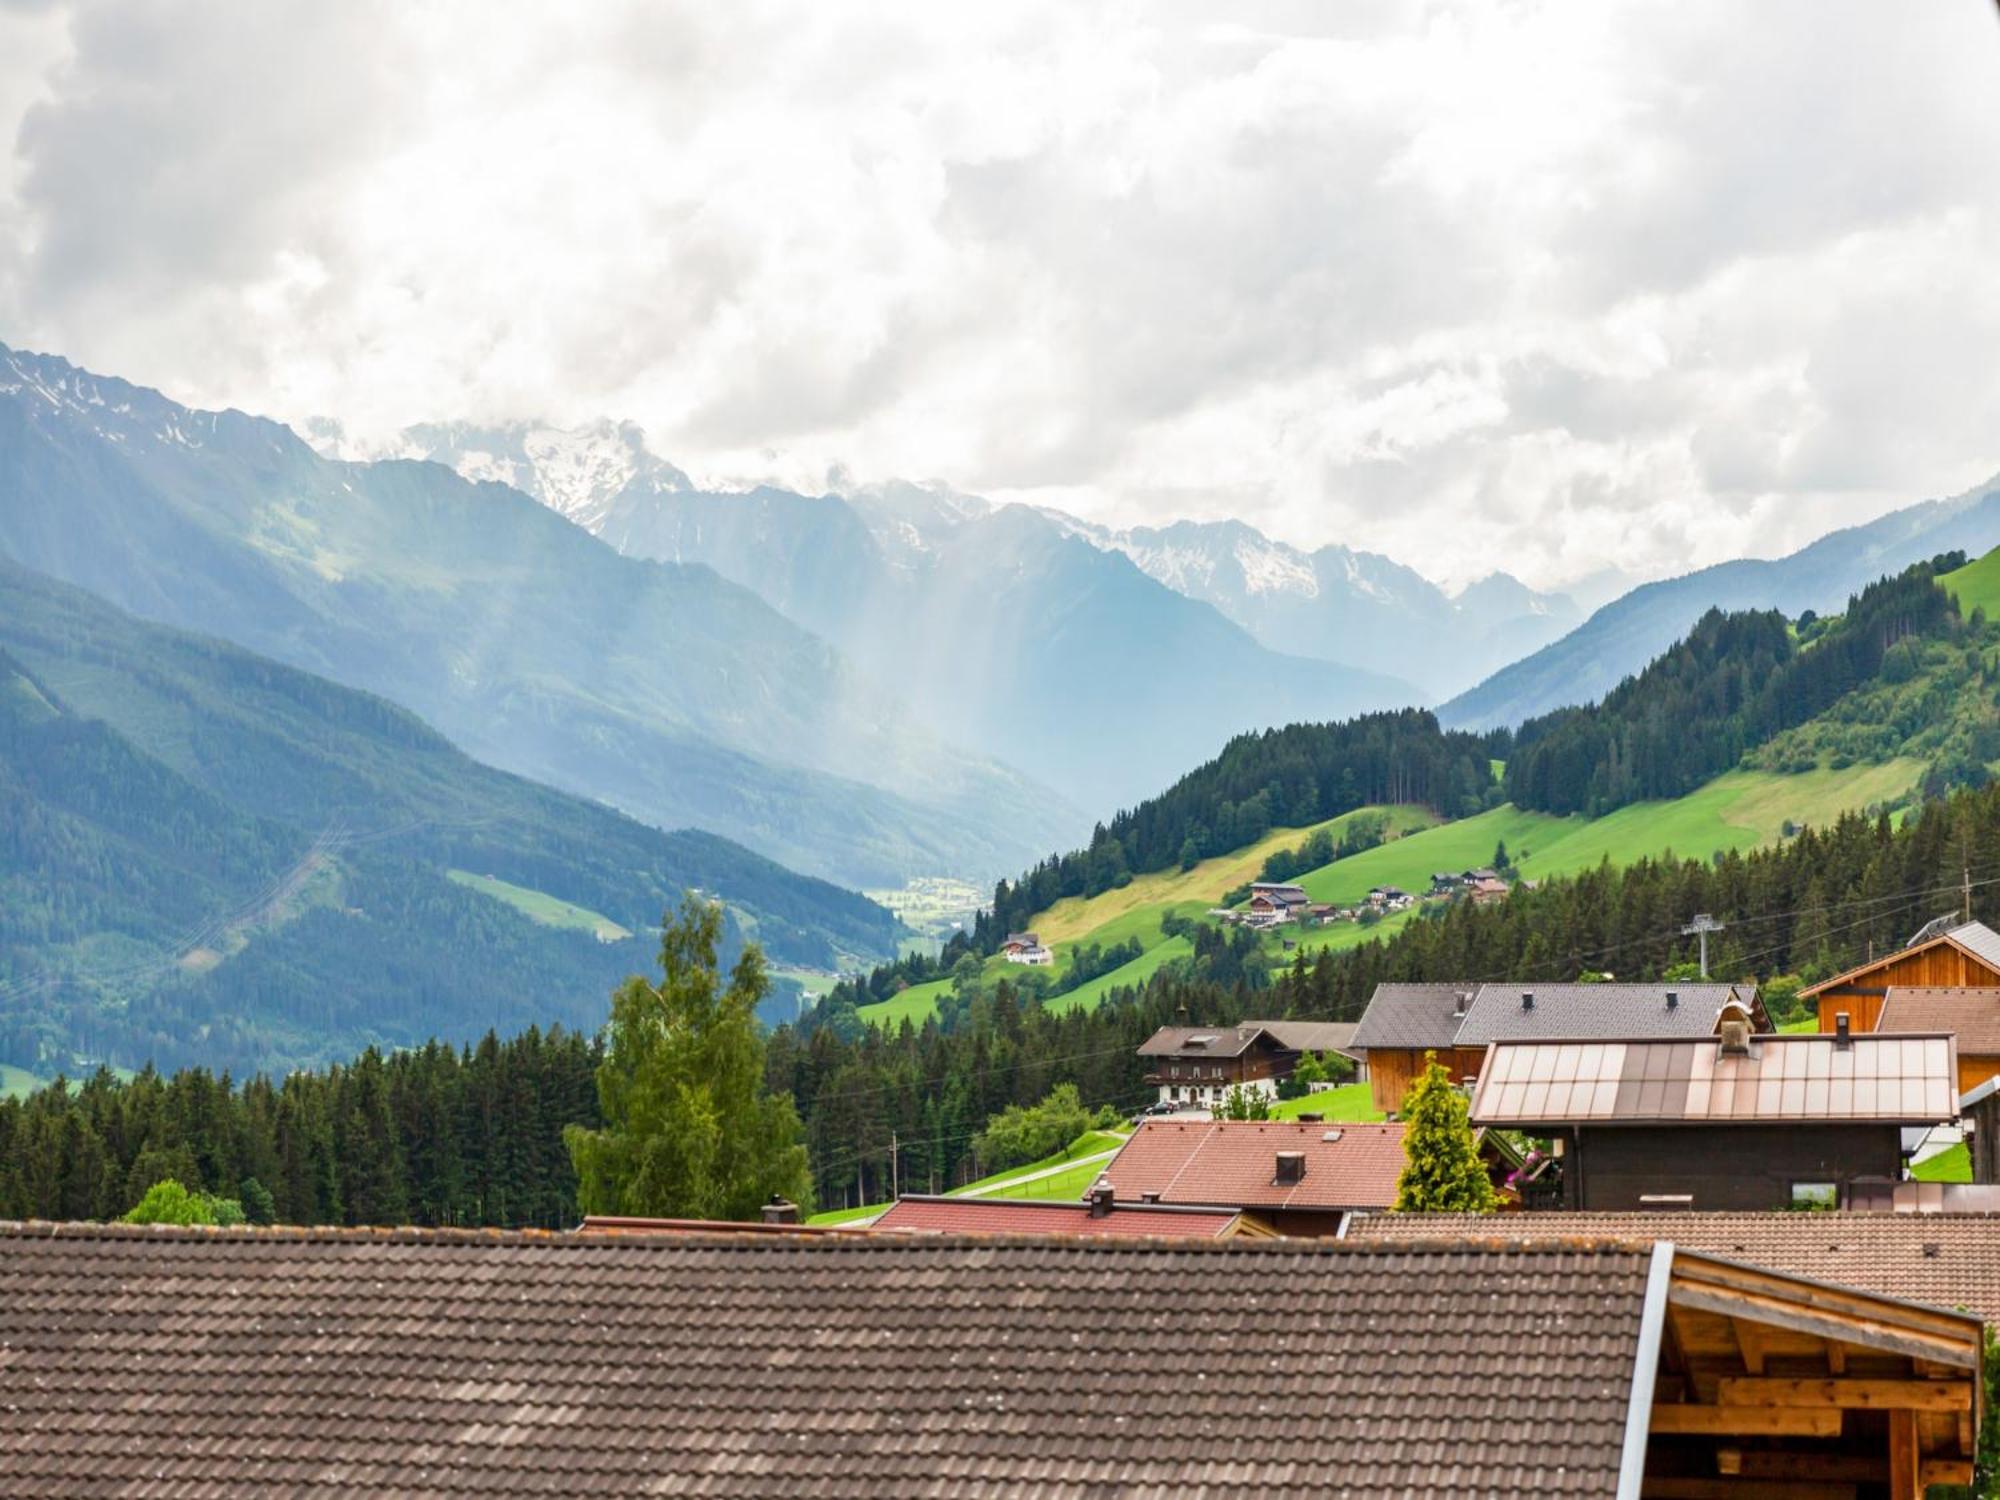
[869,1195,1244,1238]
[0,1221,1649,1497]
[1100,1119,1406,1210]
[1348,1210,2000,1325]
[1470,1032,1959,1126]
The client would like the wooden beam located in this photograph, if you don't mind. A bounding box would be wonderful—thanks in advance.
[1669,1283,1979,1369]
[1730,1318,1768,1375]
[1653,1486,1859,1500]
[1730,1453,1883,1482]
[1888,1408,1919,1500]
[1825,1340,1846,1376]
[1921,1457,1974,1487]
[1713,1377,1971,1412]
[1648,1405,1843,1437]
[1673,1257,1983,1350]
[1959,1410,1975,1455]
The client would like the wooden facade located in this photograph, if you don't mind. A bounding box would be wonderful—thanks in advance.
[1365,1046,1484,1114]
[1810,938,2000,1034]
[1557,1122,1903,1211]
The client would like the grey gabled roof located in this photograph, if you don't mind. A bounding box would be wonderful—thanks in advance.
[1245,1020,1359,1058]
[1453,983,1754,1048]
[1347,983,1478,1052]
[1952,920,2000,975]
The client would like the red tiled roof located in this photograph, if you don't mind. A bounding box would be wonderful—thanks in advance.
[1100,1119,1406,1210]
[870,1195,1243,1238]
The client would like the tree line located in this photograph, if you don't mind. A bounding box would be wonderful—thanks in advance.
[0,1026,599,1228]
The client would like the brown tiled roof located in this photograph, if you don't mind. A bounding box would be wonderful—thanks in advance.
[1245,1020,1360,1057]
[1135,1024,1287,1060]
[1100,1119,1406,1210]
[1469,1033,1959,1127]
[0,1221,1649,1496]
[868,1195,1244,1238]
[1881,987,2000,1057]
[1346,1210,2000,1326]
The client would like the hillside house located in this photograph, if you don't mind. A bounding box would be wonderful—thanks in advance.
[1348,981,1771,1113]
[1365,885,1412,911]
[1467,875,1510,905]
[1246,1018,1365,1079]
[1137,1024,1299,1106]
[0,1223,1979,1496]
[1096,1119,1409,1234]
[1246,882,1309,923]
[1469,1029,1959,1211]
[1000,931,1054,966]
[1806,917,2000,1033]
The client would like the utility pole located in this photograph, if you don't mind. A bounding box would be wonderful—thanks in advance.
[890,1131,899,1202]
[1966,862,1974,924]
[1682,913,1725,980]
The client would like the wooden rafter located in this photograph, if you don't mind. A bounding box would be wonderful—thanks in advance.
[1713,1377,1971,1412]
[1648,1406,1842,1437]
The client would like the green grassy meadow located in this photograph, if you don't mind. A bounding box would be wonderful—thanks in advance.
[1265,1082,1385,1122]
[1911,1142,1971,1184]
[446,870,633,941]
[0,1063,44,1100]
[1941,549,2000,619]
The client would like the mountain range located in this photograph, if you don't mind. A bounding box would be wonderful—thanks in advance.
[0,344,1069,890]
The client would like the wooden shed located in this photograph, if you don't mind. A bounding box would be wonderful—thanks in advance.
[1807,918,2000,1034]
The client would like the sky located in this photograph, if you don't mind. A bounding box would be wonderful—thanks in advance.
[3,1,1999,592]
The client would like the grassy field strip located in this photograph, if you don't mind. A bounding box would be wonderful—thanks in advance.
[1265,1082,1386,1122]
[0,1063,45,1101]
[1296,805,1573,905]
[445,870,632,941]
[1942,551,2000,618]
[953,1146,1121,1198]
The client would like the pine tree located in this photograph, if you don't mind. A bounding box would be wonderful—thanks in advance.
[566,898,813,1220]
[1393,1053,1496,1212]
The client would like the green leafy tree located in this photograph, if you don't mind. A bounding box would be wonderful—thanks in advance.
[974,1084,1092,1173]
[1214,1085,1271,1121]
[122,1178,244,1226]
[1393,1054,1496,1212]
[566,898,812,1220]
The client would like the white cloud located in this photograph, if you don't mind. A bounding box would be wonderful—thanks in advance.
[5,0,2000,589]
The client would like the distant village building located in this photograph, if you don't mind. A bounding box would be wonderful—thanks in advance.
[1246,882,1310,925]
[1136,1024,1300,1106]
[1470,1026,1959,1211]
[1000,931,1054,966]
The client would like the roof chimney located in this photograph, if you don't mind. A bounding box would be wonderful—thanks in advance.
[1718,1017,1751,1056]
[1835,1013,1852,1050]
[1274,1151,1306,1186]
[1139,1191,1161,1204]
[1665,990,1678,1010]
[761,1197,800,1225]
[1451,990,1469,1018]
[1088,1180,1115,1218]
[1521,990,1535,1012]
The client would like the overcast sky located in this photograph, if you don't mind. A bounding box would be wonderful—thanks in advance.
[3,2,1999,590]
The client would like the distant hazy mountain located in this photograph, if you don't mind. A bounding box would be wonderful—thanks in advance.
[592,482,1422,814]
[0,344,1074,888]
[404,421,1575,700]
[1441,479,2000,729]
[1047,515,1580,699]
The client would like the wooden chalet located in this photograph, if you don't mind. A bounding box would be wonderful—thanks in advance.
[1136,1024,1299,1107]
[1348,981,1770,1114]
[1806,917,2000,1033]
[1469,1029,1959,1211]
[0,1223,1976,1496]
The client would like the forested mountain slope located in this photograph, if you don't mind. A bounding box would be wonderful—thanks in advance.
[1442,480,2000,729]
[0,560,898,1079]
[0,344,1071,887]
